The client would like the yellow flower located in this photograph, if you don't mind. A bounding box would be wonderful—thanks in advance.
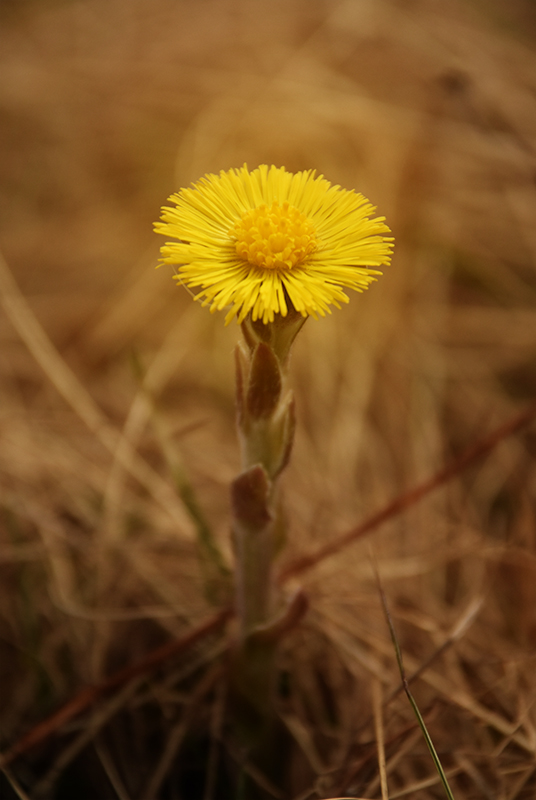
[155,164,393,325]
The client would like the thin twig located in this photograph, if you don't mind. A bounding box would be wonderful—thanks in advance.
[0,766,32,800]
[203,675,227,800]
[279,398,536,582]
[388,768,461,799]
[364,727,422,799]
[94,739,133,800]
[383,596,483,706]
[372,677,389,800]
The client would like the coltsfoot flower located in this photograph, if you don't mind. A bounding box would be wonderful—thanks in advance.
[155,164,393,325]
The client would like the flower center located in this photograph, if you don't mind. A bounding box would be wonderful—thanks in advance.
[230,201,317,270]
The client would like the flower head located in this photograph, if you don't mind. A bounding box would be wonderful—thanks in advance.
[155,164,393,325]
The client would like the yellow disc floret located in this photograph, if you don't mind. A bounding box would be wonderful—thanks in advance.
[230,201,317,271]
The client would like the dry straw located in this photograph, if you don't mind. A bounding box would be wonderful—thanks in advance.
[2,0,536,797]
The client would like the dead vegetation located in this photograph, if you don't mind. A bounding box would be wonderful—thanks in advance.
[1,0,536,797]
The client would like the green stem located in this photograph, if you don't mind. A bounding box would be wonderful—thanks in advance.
[228,314,302,763]
[232,465,275,638]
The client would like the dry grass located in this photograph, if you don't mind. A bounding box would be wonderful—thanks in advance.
[1,0,536,797]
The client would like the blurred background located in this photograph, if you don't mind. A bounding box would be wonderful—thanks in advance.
[2,0,536,797]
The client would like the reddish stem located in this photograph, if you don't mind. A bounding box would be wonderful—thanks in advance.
[278,399,536,583]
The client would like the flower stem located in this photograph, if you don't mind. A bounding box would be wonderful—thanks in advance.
[229,312,304,762]
[232,311,304,638]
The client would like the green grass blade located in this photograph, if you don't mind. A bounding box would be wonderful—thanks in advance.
[376,569,456,800]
